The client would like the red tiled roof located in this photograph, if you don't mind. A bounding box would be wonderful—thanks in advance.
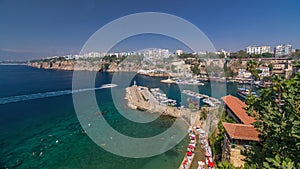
[222,95,255,125]
[222,122,260,141]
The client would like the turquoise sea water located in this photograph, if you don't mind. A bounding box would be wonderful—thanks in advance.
[0,65,240,169]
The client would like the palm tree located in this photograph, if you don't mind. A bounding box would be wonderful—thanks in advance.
[246,60,258,92]
[271,74,285,108]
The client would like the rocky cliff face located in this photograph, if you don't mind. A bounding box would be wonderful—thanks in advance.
[27,60,122,72]
[28,60,76,70]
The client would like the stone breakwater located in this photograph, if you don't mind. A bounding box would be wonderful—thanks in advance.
[125,85,180,117]
[125,85,199,125]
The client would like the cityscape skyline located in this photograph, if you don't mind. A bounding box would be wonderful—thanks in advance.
[1,0,300,60]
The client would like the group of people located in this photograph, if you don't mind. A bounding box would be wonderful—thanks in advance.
[181,129,197,169]
[180,126,215,169]
[197,126,214,169]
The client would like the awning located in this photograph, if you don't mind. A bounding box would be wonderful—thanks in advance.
[188,145,195,149]
[186,151,193,156]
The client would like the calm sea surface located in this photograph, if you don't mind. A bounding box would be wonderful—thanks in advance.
[0,65,240,169]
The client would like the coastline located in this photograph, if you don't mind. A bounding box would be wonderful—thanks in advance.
[125,84,217,168]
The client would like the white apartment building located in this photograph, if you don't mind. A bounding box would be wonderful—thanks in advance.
[246,46,271,55]
[216,49,229,57]
[175,49,183,56]
[257,66,270,78]
[238,69,251,78]
[274,44,292,57]
[141,48,170,58]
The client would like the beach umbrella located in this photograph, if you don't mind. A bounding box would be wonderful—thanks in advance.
[188,144,195,149]
[189,143,196,147]
[208,161,214,167]
[183,159,188,165]
[205,152,211,157]
[190,134,196,137]
[198,161,205,166]
[186,151,193,156]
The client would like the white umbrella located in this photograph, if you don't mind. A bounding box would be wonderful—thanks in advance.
[198,161,205,166]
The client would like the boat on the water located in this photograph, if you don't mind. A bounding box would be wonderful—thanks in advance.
[160,78,176,84]
[150,88,177,106]
[100,84,118,88]
[237,88,258,99]
[237,88,249,99]
[176,79,204,86]
[202,98,216,107]
[182,90,204,99]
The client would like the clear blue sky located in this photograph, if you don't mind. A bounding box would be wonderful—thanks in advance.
[1,0,300,60]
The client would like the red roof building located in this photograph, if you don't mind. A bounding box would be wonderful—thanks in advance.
[221,95,260,168]
[221,95,255,125]
[222,122,260,142]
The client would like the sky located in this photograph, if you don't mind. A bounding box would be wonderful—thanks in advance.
[1,0,300,60]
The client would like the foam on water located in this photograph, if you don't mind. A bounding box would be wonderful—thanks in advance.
[0,84,117,105]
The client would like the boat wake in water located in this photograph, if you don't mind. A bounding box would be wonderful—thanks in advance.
[0,84,117,105]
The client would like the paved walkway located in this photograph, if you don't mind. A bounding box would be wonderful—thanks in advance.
[189,133,206,169]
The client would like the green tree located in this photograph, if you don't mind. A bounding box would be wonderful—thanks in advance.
[200,109,208,120]
[224,67,234,77]
[246,60,259,92]
[262,52,273,58]
[217,161,237,169]
[191,64,200,75]
[268,63,273,72]
[230,50,249,59]
[263,155,296,169]
[188,103,195,110]
[244,73,300,168]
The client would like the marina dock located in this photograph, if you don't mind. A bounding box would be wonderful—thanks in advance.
[125,84,200,126]
[182,90,221,107]
[126,85,181,118]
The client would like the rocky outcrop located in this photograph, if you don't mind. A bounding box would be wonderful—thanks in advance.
[28,60,76,71]
[27,60,122,72]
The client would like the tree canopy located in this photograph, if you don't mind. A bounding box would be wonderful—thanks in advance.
[244,71,300,168]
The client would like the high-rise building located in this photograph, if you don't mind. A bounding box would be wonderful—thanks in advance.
[274,44,292,57]
[246,46,271,55]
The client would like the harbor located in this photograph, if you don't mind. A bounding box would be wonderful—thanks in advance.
[125,84,217,169]
[182,90,221,107]
[126,84,183,118]
[160,77,205,86]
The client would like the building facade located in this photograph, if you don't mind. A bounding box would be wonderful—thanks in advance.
[246,46,271,55]
[274,44,292,57]
[221,95,260,168]
[257,66,270,78]
[175,49,183,56]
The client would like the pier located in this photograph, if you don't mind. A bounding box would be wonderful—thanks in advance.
[126,85,182,118]
[125,84,201,126]
[182,90,221,107]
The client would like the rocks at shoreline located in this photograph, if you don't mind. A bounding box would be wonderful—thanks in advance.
[27,60,123,72]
